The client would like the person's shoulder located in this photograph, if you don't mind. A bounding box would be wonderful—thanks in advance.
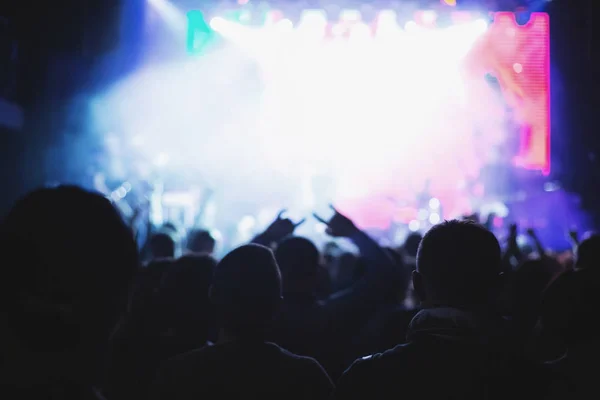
[268,342,328,370]
[335,345,410,400]
[265,342,334,395]
[343,343,410,381]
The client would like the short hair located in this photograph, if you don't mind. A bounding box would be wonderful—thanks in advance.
[187,229,216,254]
[149,232,175,259]
[416,220,502,306]
[275,236,320,281]
[576,234,600,269]
[1,185,139,351]
[210,244,281,333]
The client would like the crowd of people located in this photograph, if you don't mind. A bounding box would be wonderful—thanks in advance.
[1,184,599,399]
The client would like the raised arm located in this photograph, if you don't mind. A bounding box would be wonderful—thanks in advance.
[313,206,396,321]
[251,209,305,247]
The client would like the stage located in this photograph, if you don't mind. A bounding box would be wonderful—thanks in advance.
[86,2,578,251]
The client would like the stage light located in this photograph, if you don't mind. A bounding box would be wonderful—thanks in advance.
[429,198,440,210]
[409,220,420,232]
[376,10,400,37]
[378,10,397,26]
[405,20,418,32]
[513,63,523,73]
[441,0,457,6]
[421,11,437,25]
[349,22,371,40]
[299,9,327,26]
[331,23,345,37]
[429,213,441,224]
[116,186,127,198]
[473,18,488,34]
[209,17,226,31]
[417,209,429,220]
[210,229,223,242]
[238,215,256,232]
[276,18,294,31]
[298,9,327,37]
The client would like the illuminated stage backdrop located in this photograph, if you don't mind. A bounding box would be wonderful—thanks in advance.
[95,6,550,232]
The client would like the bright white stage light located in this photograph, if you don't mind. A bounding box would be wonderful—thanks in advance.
[409,220,420,232]
[238,215,256,232]
[299,9,327,27]
[378,10,397,25]
[429,198,440,210]
[405,21,418,32]
[209,17,227,31]
[276,18,294,31]
[429,213,441,224]
[349,22,371,40]
[473,18,488,34]
[210,229,223,242]
[96,8,499,228]
[422,11,437,25]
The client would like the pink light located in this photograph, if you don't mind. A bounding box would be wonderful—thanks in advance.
[465,11,551,174]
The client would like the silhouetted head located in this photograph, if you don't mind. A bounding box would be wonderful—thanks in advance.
[149,232,175,259]
[414,220,502,309]
[404,232,423,259]
[575,234,600,270]
[187,229,216,254]
[1,186,138,355]
[209,244,282,337]
[275,236,320,295]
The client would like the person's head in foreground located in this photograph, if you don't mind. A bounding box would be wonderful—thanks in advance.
[209,244,282,339]
[0,185,139,392]
[414,220,502,309]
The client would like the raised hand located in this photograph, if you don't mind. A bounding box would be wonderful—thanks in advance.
[262,209,305,242]
[567,229,579,244]
[313,205,359,238]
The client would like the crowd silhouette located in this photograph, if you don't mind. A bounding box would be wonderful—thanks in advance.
[1,185,598,399]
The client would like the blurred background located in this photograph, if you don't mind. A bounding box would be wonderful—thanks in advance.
[0,0,597,254]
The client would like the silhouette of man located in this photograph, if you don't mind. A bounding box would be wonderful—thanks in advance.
[186,228,216,255]
[0,186,139,400]
[258,207,396,379]
[335,220,551,400]
[150,244,333,400]
[148,232,176,259]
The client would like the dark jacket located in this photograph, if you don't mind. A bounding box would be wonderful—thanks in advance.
[267,231,397,379]
[336,307,554,400]
[150,340,333,400]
